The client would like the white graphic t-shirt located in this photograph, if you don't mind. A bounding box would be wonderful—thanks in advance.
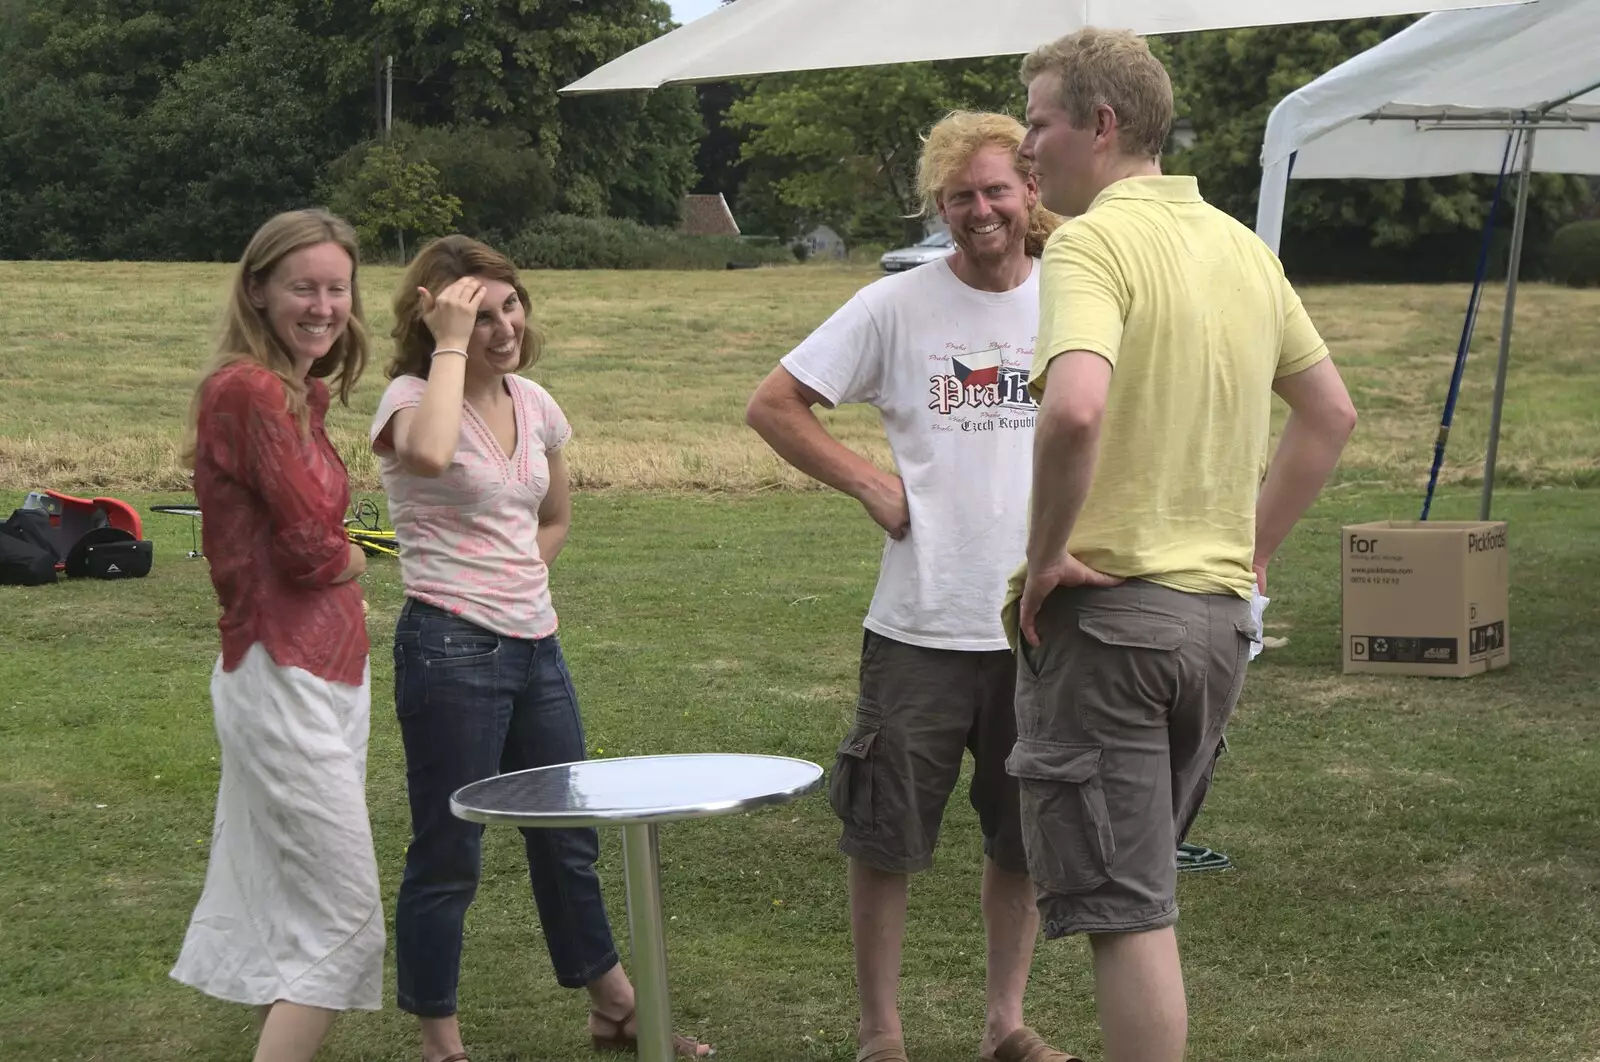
[781,257,1039,652]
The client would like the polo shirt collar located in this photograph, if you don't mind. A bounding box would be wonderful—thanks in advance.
[1088,174,1203,211]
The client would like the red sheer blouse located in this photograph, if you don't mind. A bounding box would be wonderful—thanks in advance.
[193,362,368,686]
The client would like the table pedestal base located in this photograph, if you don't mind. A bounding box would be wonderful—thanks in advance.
[621,822,674,1062]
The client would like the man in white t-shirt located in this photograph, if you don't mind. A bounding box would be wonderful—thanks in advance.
[746,111,1070,1062]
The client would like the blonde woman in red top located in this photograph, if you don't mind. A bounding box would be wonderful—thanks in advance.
[171,208,382,1062]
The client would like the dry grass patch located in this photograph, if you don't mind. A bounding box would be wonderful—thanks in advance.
[2,263,1597,494]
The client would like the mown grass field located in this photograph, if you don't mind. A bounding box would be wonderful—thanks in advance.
[0,262,1596,1061]
[1,262,1597,495]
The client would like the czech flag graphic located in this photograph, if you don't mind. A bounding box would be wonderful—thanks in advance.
[951,347,1002,389]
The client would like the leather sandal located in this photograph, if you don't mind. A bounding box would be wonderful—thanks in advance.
[857,1035,911,1062]
[591,1009,714,1057]
[989,1027,1083,1062]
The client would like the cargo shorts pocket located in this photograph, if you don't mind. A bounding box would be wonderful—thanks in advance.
[1006,739,1114,894]
[1075,609,1187,715]
[1077,610,1187,651]
[829,718,880,835]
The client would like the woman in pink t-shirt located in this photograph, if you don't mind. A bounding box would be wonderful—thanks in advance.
[371,235,711,1062]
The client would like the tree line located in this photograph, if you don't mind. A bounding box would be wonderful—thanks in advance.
[709,15,1590,277]
[1,1,1588,275]
[0,0,701,260]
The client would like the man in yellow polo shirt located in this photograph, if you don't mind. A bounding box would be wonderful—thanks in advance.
[994,28,1359,1062]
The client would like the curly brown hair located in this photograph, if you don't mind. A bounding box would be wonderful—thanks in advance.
[387,234,543,380]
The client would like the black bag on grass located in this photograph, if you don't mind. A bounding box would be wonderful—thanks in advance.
[0,508,60,586]
[65,526,152,580]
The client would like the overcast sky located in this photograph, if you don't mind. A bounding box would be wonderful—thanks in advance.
[669,0,722,24]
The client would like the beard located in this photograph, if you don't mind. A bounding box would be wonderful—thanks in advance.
[958,217,1026,262]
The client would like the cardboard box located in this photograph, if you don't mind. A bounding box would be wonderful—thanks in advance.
[1341,520,1510,678]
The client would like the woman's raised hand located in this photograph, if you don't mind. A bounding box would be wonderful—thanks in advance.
[416,276,486,353]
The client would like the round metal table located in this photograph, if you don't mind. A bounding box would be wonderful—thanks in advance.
[449,752,824,1062]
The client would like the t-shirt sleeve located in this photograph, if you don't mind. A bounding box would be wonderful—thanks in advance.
[1275,274,1330,379]
[370,374,427,453]
[1029,220,1130,401]
[532,382,572,453]
[778,294,888,408]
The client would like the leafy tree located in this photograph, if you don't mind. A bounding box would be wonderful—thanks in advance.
[0,76,135,258]
[0,0,373,259]
[0,0,166,256]
[319,143,461,261]
[0,0,696,258]
[693,81,747,206]
[128,6,362,259]
[324,122,558,244]
[725,58,1026,244]
[371,0,702,224]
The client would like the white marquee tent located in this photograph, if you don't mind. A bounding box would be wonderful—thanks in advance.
[1254,0,1600,518]
[560,0,1532,94]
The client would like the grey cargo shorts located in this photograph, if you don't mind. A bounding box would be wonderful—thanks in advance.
[1010,579,1255,937]
[828,629,1027,875]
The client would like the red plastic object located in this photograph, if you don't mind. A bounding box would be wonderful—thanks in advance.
[40,490,145,569]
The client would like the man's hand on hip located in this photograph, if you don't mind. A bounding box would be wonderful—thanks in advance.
[1019,553,1123,647]
[858,472,910,540]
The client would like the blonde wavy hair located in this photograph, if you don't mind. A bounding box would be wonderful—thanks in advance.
[915,109,1065,257]
[387,234,542,381]
[181,208,369,467]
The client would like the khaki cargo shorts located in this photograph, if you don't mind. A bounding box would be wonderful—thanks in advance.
[1010,580,1255,937]
[828,630,1027,875]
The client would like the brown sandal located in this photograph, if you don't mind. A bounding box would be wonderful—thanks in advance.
[430,1054,469,1062]
[989,1027,1082,1062]
[591,1009,714,1057]
[857,1035,911,1062]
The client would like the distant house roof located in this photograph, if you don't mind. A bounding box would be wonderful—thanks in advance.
[680,193,740,236]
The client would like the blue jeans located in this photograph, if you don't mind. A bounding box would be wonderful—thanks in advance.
[392,598,620,1017]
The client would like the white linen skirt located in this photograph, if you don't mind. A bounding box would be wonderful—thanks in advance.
[170,642,384,1011]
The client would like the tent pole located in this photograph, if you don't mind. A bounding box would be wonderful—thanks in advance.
[1480,123,1537,522]
[1537,78,1600,115]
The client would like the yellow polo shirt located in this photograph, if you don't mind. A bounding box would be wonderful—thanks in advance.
[1002,175,1328,649]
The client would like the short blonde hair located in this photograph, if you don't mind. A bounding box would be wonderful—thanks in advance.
[1020,28,1174,160]
[916,110,1065,257]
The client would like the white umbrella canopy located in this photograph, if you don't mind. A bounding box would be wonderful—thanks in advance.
[561,0,1536,94]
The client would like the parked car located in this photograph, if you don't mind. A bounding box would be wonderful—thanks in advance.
[879,230,955,273]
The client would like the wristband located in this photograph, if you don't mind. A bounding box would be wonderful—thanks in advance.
[432,347,468,360]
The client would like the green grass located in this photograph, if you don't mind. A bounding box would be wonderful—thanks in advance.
[2,261,1598,1059]
[2,483,1597,1061]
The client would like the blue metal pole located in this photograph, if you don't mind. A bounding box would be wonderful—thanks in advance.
[1420,127,1517,520]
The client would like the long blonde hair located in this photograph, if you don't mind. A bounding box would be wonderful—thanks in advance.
[181,208,369,467]
[916,110,1065,258]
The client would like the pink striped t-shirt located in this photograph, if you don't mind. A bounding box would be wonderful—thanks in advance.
[370,373,572,640]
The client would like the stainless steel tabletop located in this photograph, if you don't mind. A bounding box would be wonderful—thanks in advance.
[449,752,825,828]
